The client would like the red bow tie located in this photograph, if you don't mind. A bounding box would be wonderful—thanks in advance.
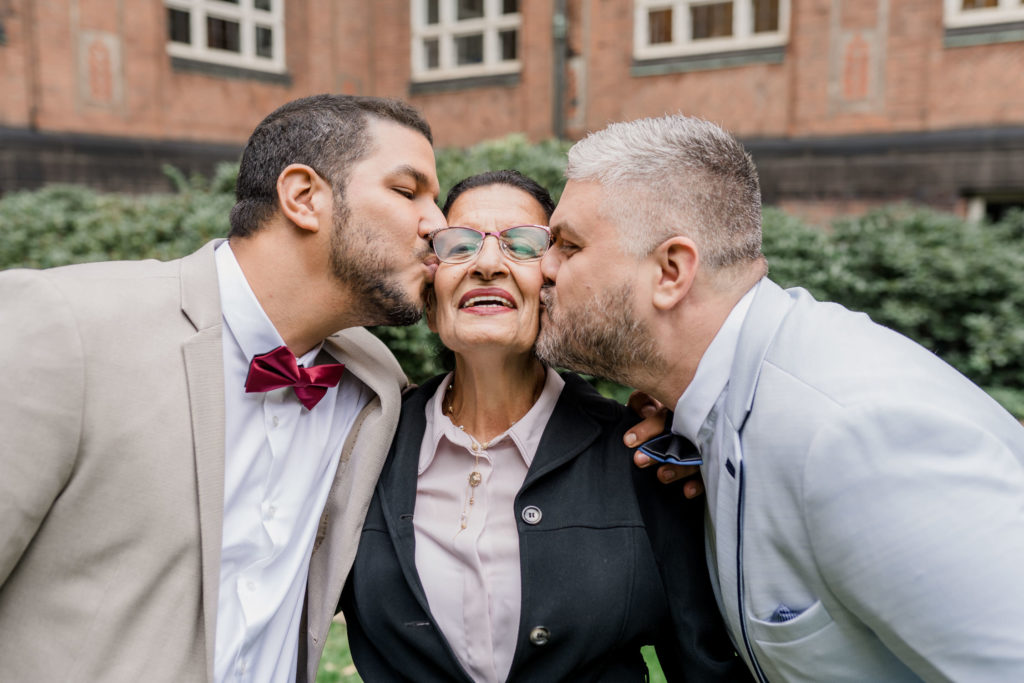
[244,345,345,410]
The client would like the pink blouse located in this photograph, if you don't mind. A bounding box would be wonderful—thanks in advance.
[413,367,565,682]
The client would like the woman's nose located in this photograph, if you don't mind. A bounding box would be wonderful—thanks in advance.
[472,235,507,277]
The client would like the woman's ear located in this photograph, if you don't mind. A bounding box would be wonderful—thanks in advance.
[650,236,699,311]
[276,164,332,233]
[425,288,439,333]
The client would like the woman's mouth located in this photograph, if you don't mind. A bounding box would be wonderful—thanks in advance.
[459,288,517,311]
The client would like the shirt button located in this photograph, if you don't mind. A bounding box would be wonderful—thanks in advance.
[271,415,280,427]
[529,626,550,646]
[521,505,542,525]
[246,580,256,592]
[265,503,277,520]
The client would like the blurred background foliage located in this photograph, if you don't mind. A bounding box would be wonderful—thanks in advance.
[2,135,1022,416]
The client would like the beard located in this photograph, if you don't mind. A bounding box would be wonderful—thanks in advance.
[536,281,662,387]
[328,202,425,327]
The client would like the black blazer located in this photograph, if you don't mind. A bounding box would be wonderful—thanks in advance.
[340,372,746,682]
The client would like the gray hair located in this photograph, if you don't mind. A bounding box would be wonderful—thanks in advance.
[566,114,763,269]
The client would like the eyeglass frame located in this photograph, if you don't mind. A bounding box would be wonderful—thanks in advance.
[428,224,552,264]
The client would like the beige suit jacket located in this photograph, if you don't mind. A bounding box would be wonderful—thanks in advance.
[0,240,406,681]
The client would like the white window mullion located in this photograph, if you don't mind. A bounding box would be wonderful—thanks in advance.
[735,0,752,41]
[679,1,692,42]
[239,1,254,60]
[194,5,207,52]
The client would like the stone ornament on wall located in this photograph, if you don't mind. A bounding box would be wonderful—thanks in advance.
[78,30,124,110]
[828,0,889,114]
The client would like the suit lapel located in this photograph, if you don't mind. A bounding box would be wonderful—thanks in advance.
[711,279,794,676]
[523,374,601,488]
[377,376,443,617]
[304,328,403,675]
[723,279,793,431]
[179,240,227,681]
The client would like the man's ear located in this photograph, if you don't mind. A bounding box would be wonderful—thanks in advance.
[650,236,699,311]
[276,164,332,233]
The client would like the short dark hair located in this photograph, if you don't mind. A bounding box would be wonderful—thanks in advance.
[441,169,555,221]
[229,94,432,237]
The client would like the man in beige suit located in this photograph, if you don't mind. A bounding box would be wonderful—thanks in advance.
[0,95,446,681]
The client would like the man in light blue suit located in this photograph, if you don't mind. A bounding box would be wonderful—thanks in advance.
[536,113,1024,681]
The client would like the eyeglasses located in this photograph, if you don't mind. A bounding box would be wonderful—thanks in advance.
[430,225,552,264]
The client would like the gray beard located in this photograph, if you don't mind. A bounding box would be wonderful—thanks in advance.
[329,205,424,327]
[536,282,661,387]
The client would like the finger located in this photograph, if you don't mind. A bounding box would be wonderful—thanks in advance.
[682,478,705,499]
[627,390,660,418]
[624,407,669,447]
[634,451,654,468]
[655,464,699,483]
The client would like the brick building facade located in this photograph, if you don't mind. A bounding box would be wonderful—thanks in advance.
[1,0,1023,223]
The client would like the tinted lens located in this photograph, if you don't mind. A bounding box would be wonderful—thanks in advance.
[432,227,483,263]
[500,226,550,261]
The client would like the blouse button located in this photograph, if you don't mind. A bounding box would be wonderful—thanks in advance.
[521,505,542,525]
[529,626,550,646]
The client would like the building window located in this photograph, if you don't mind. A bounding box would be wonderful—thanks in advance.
[944,0,1024,28]
[966,193,1024,223]
[411,0,521,82]
[633,0,789,60]
[165,0,285,73]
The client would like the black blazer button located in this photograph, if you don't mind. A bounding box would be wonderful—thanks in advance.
[529,626,550,646]
[521,505,542,525]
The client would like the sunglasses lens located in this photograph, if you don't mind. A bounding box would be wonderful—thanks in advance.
[501,226,551,261]
[433,228,482,263]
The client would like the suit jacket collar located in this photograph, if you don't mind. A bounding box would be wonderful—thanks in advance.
[724,278,794,435]
[179,239,227,681]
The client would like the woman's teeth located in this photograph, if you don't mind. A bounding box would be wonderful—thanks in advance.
[461,295,514,309]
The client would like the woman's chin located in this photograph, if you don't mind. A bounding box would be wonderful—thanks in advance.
[445,334,536,360]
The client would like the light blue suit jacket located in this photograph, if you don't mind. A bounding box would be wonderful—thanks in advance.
[704,279,1024,682]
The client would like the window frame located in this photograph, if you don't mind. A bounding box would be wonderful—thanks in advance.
[165,0,286,74]
[633,0,790,61]
[410,0,522,83]
[944,0,1024,29]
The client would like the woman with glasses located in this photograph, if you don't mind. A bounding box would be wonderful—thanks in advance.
[339,170,744,682]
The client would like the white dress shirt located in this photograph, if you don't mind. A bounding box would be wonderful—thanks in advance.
[673,280,759,516]
[414,367,565,683]
[213,242,371,682]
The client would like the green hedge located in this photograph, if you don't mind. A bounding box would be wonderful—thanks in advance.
[2,136,1022,415]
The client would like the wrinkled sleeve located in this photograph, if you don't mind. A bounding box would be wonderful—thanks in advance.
[0,270,84,585]
[804,404,1024,681]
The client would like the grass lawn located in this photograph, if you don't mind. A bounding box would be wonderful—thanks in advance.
[317,620,667,682]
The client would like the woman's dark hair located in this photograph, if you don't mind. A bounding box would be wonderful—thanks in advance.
[441,169,555,220]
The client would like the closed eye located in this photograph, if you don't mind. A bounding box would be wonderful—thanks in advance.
[556,240,580,256]
[394,187,415,199]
